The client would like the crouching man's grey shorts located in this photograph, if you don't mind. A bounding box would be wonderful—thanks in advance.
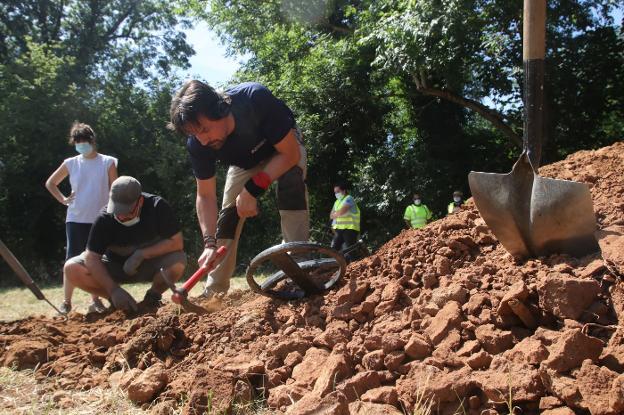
[68,250,187,283]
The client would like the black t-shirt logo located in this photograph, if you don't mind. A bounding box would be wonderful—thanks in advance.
[251,139,266,154]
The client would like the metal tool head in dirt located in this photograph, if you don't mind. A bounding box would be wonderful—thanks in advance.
[160,246,227,314]
[246,242,347,300]
[0,238,65,316]
[468,0,599,259]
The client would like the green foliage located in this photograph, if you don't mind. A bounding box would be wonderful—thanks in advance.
[0,0,622,285]
[203,0,623,253]
[0,0,194,79]
[0,39,84,276]
[0,1,196,283]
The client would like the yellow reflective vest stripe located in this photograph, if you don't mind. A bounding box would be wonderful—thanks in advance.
[332,196,361,231]
[448,202,462,214]
[404,204,431,229]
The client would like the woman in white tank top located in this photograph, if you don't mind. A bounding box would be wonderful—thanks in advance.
[45,122,118,315]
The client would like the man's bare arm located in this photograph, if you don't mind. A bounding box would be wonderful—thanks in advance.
[140,232,184,258]
[264,129,300,180]
[236,129,301,218]
[196,176,218,238]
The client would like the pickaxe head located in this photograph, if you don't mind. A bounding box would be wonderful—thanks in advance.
[159,268,209,315]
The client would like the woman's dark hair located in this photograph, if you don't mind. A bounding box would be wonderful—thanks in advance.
[334,181,349,192]
[167,80,232,135]
[68,122,96,145]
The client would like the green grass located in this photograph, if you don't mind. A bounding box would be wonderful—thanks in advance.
[0,276,253,322]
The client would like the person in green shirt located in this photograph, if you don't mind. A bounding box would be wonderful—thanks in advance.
[404,193,432,229]
[447,190,464,215]
[330,182,361,262]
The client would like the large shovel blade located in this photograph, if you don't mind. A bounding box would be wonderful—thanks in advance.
[469,152,599,259]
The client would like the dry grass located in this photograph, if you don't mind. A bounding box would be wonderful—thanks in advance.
[0,364,279,415]
[0,366,148,414]
[409,375,435,415]
[0,276,253,322]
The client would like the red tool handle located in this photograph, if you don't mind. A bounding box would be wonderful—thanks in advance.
[173,246,227,303]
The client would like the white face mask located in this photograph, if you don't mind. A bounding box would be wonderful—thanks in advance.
[335,192,344,200]
[115,215,140,227]
[454,196,462,203]
[75,142,93,155]
[414,199,421,205]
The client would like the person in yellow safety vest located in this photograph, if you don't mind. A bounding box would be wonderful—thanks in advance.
[330,182,360,263]
[448,190,464,215]
[404,193,432,229]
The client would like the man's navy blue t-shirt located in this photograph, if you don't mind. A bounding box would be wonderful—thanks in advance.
[187,82,296,179]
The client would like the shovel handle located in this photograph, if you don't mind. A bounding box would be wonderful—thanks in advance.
[522,0,546,167]
[179,246,227,294]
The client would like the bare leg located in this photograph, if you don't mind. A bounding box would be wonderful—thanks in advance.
[63,261,109,299]
[62,272,75,304]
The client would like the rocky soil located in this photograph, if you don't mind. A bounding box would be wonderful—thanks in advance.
[1,142,624,415]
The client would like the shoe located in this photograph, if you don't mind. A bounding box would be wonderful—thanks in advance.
[200,287,215,299]
[200,287,225,300]
[87,298,107,314]
[143,289,162,308]
[59,301,71,315]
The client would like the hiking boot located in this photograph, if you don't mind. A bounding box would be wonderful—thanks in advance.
[59,301,71,315]
[87,298,107,314]
[143,289,162,308]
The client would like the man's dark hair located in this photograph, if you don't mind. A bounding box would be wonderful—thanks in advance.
[68,122,96,145]
[167,80,232,135]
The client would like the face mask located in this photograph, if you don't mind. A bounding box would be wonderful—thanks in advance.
[335,192,344,200]
[75,143,93,155]
[114,201,142,227]
[115,215,140,227]
[414,199,421,205]
[454,196,462,203]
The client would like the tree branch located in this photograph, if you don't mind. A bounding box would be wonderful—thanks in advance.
[104,2,137,40]
[411,75,522,148]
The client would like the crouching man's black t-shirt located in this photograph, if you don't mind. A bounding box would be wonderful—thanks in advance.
[187,82,296,180]
[87,193,180,261]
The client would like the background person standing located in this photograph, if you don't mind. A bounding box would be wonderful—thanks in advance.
[403,193,432,229]
[448,190,464,215]
[330,182,360,262]
[45,122,118,314]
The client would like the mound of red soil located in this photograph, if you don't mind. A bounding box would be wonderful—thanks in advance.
[2,142,624,414]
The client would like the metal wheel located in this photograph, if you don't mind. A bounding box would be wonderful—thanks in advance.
[246,242,347,300]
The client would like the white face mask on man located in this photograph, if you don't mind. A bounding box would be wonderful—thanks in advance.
[115,216,140,227]
[335,192,344,200]
[454,196,462,203]
[414,199,421,205]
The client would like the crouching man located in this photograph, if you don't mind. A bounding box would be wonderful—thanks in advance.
[64,176,186,312]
